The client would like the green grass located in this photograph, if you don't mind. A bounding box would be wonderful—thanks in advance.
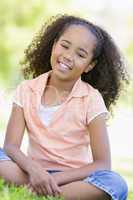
[0,179,64,200]
[0,158,132,200]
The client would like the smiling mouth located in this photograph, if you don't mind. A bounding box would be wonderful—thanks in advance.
[58,62,72,71]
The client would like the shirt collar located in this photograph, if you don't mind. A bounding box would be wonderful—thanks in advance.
[28,71,89,98]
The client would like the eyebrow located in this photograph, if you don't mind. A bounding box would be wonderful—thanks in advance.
[61,39,88,55]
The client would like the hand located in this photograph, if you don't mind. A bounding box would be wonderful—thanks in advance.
[27,161,62,197]
[51,172,62,186]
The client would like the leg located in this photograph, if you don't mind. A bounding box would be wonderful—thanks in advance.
[59,170,128,200]
[0,160,29,185]
[60,181,111,200]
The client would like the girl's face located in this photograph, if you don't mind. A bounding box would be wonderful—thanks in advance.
[50,24,97,82]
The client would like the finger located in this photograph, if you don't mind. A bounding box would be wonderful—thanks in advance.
[30,188,37,196]
[26,184,37,196]
[35,186,43,196]
[40,185,47,196]
[50,179,62,196]
[30,183,42,196]
[54,190,61,198]
[25,183,32,193]
[44,183,53,196]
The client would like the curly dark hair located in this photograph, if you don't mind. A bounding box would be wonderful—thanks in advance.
[21,14,129,111]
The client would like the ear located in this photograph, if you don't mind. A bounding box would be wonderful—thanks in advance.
[84,60,97,73]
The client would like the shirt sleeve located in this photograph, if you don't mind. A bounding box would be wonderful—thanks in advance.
[86,89,109,125]
[12,81,27,108]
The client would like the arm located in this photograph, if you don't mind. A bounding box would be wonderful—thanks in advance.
[52,114,111,186]
[4,103,61,196]
[4,103,30,172]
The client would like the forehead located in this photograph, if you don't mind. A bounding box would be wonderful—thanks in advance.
[59,24,97,49]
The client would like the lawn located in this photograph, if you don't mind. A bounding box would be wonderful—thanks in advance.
[0,179,64,200]
[0,158,132,200]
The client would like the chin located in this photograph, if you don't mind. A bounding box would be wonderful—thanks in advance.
[52,68,71,80]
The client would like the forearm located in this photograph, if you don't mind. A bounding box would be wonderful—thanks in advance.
[53,160,111,186]
[4,144,33,174]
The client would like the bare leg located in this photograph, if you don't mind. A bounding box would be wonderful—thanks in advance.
[60,181,111,200]
[0,161,29,185]
[0,162,112,199]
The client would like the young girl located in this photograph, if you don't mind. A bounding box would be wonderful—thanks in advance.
[0,15,128,200]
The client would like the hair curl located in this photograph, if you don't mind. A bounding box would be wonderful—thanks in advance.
[21,14,129,111]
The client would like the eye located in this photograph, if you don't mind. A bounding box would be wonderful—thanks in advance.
[77,53,86,58]
[61,44,69,49]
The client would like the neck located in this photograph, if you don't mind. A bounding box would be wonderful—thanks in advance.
[47,72,78,93]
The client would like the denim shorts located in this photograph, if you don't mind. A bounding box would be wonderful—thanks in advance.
[0,148,128,200]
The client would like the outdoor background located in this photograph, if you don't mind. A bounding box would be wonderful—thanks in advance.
[0,0,133,199]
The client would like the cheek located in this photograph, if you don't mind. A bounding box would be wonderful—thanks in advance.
[75,58,89,69]
[52,45,62,58]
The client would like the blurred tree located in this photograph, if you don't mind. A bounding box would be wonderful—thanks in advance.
[0,0,133,108]
[0,0,68,86]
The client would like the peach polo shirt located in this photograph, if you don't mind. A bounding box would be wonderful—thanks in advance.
[14,71,108,170]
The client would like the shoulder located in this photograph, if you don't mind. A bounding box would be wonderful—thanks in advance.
[82,80,102,100]
[82,83,109,124]
[13,74,47,107]
[82,81,107,111]
[16,73,46,92]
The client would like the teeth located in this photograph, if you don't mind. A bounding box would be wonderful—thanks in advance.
[60,62,70,70]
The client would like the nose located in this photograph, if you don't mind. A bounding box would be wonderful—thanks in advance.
[63,50,74,62]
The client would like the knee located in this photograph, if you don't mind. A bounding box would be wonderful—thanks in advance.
[85,170,128,200]
[111,171,128,200]
[96,170,128,200]
[0,161,29,185]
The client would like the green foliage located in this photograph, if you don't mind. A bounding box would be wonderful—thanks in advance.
[0,0,133,107]
[0,0,69,86]
[126,42,133,69]
[0,179,64,200]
